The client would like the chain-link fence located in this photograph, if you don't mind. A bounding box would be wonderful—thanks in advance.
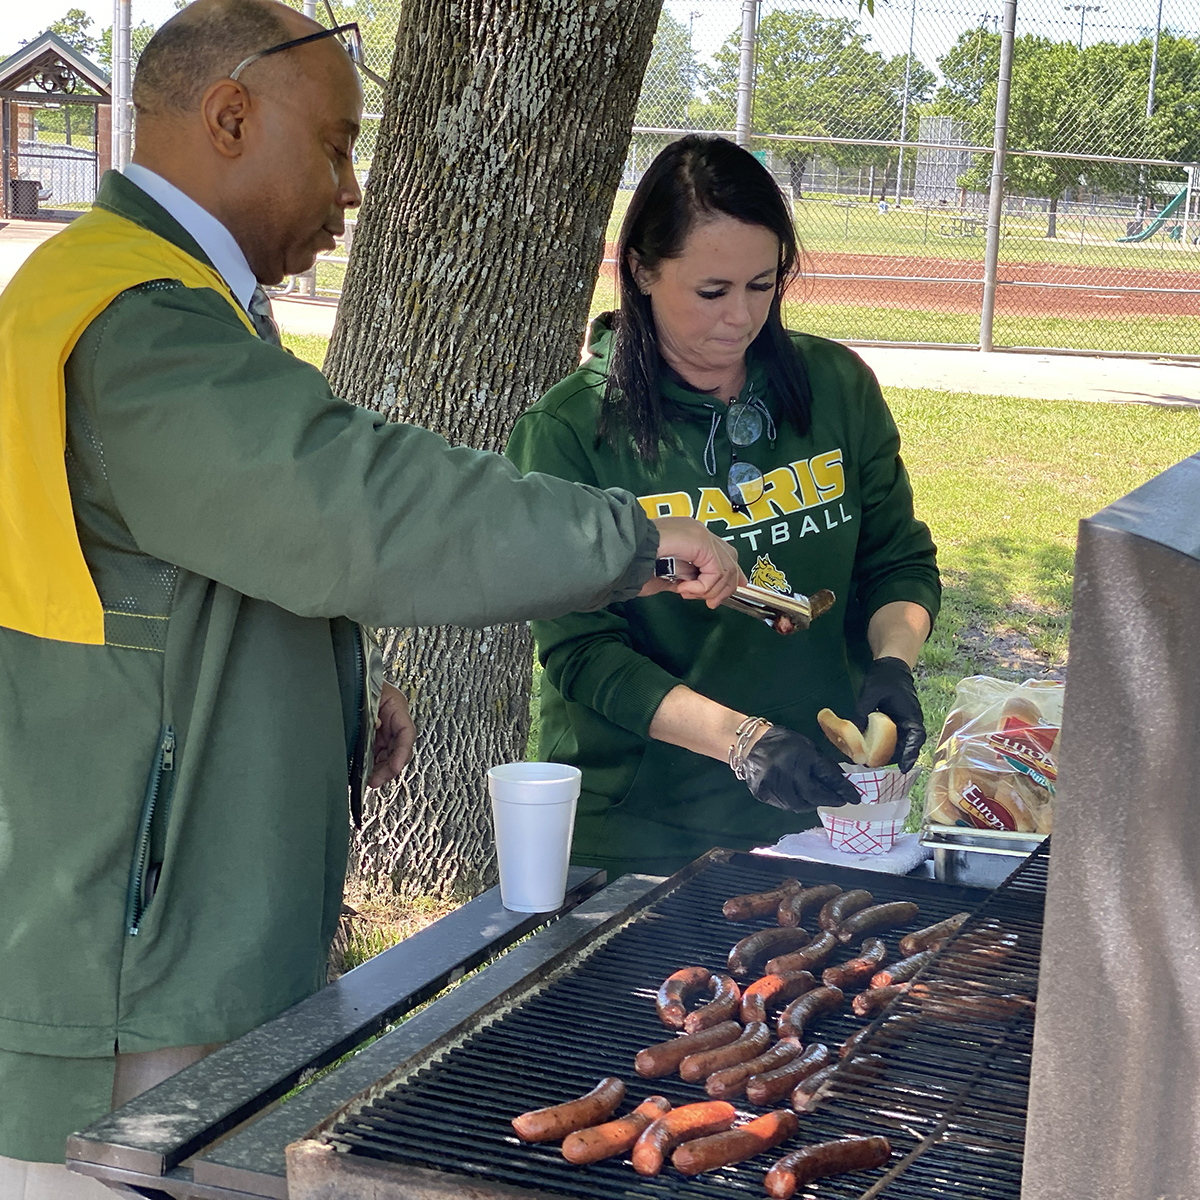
[98,0,1200,356]
[629,0,1200,357]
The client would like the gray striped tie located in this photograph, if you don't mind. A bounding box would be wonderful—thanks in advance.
[248,285,283,347]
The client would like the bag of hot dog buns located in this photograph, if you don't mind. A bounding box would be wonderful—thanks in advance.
[924,677,1063,835]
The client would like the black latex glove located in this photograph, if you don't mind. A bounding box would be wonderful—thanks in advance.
[854,656,926,773]
[741,725,861,813]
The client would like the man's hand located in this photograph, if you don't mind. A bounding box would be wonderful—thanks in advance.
[641,516,744,608]
[368,682,417,788]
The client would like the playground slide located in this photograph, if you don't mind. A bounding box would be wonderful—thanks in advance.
[1116,188,1187,242]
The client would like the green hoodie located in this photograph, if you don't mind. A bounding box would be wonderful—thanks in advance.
[0,175,658,1159]
[506,316,939,876]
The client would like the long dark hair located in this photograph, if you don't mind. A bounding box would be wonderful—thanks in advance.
[600,135,812,461]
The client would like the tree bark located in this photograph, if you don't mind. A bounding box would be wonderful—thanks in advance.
[1046,194,1059,239]
[324,0,662,898]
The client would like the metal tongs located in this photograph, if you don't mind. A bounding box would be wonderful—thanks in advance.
[654,557,835,635]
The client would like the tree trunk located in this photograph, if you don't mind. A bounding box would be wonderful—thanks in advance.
[1047,195,1059,239]
[323,0,661,898]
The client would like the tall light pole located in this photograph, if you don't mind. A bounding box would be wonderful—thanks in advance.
[687,10,701,130]
[894,0,918,204]
[735,0,758,147]
[111,0,132,170]
[1064,4,1102,51]
[1146,0,1164,119]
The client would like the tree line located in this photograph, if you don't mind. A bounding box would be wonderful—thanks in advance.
[634,7,1200,224]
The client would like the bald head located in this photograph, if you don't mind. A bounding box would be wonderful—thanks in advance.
[134,0,316,117]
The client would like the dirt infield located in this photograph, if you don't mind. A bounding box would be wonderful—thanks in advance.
[599,246,1200,319]
[795,252,1200,319]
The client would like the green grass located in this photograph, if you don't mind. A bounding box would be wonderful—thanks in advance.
[282,332,329,366]
[894,388,1200,797]
[607,187,1200,273]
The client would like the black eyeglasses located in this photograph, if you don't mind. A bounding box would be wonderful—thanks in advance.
[230,5,388,90]
[725,394,773,512]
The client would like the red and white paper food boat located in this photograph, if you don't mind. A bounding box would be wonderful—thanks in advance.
[818,798,910,855]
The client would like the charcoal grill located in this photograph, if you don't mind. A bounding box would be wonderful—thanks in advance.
[287,847,1047,1200]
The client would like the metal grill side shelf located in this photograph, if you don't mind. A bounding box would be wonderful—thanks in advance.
[308,846,1046,1200]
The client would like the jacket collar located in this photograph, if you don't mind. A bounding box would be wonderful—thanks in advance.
[94,169,216,272]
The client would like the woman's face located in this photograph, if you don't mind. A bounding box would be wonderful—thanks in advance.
[631,214,780,386]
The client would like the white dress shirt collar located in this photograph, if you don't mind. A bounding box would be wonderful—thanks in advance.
[122,163,258,313]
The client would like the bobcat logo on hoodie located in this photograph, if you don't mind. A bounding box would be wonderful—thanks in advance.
[749,554,792,595]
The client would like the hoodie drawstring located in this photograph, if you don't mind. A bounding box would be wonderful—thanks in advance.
[703,408,721,478]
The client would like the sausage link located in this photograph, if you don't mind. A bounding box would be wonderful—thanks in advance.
[791,1055,884,1111]
[817,889,875,932]
[822,938,888,990]
[684,974,741,1034]
[840,1014,919,1059]
[728,927,812,977]
[778,884,843,928]
[836,901,921,945]
[852,983,909,1017]
[764,1136,892,1198]
[631,1101,736,1176]
[777,986,844,1040]
[561,1096,671,1164]
[680,1021,771,1082]
[899,911,971,957]
[870,950,936,989]
[910,980,1036,1022]
[740,971,816,1024]
[672,1110,800,1175]
[723,878,801,922]
[746,1043,833,1105]
[766,930,839,976]
[706,1039,801,1100]
[512,1077,626,1143]
[635,1021,741,1079]
[656,966,712,1030]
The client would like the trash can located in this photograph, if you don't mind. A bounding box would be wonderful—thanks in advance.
[10,178,40,218]
[1125,219,1144,237]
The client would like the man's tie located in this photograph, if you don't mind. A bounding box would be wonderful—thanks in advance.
[248,285,283,347]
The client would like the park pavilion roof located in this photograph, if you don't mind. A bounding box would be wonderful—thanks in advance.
[0,31,111,98]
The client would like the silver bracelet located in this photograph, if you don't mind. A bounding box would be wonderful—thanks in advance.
[728,716,772,780]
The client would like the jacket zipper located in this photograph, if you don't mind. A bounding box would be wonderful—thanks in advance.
[125,726,175,936]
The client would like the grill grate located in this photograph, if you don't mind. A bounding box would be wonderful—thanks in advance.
[326,848,1047,1198]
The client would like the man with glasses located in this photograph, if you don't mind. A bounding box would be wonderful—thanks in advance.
[0,1,741,1191]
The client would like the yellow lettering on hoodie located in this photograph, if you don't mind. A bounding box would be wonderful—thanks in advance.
[696,487,751,529]
[638,491,694,520]
[810,449,845,502]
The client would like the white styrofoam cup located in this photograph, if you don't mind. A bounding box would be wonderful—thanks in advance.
[487,761,582,913]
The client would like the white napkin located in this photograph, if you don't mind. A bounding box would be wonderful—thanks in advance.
[752,827,932,875]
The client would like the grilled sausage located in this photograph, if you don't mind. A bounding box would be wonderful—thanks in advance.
[723,878,801,922]
[822,937,888,990]
[728,927,812,977]
[635,1021,741,1078]
[561,1095,671,1164]
[764,1136,892,1197]
[680,1021,771,1082]
[870,950,936,989]
[740,971,817,1024]
[909,980,1036,1022]
[766,930,839,976]
[777,986,844,1040]
[943,920,1019,968]
[684,974,741,1034]
[792,1055,884,1111]
[512,1077,626,1143]
[777,884,843,928]
[852,983,909,1017]
[746,1043,833,1105]
[817,889,875,932]
[631,1101,736,1176]
[899,911,971,957]
[836,901,921,945]
[706,1039,802,1100]
[656,966,712,1030]
[672,1110,799,1175]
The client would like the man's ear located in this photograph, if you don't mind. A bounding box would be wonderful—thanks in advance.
[201,80,250,159]
[627,249,654,296]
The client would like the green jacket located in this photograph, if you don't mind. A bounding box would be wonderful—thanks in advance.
[506,316,939,876]
[0,173,657,1063]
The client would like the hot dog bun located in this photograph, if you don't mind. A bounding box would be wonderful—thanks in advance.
[817,709,897,769]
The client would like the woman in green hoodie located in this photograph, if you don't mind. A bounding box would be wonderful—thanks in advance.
[507,136,940,878]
